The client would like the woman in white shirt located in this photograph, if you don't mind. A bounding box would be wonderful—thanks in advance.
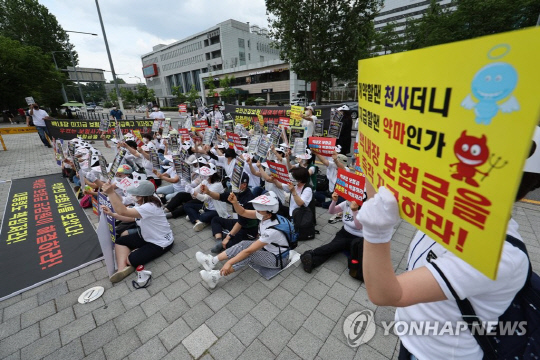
[301,191,362,273]
[101,180,174,283]
[183,164,227,232]
[195,191,290,289]
[280,166,313,218]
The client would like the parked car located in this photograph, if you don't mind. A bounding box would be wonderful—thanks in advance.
[94,106,104,112]
[135,105,147,113]
[340,102,358,119]
[290,98,306,106]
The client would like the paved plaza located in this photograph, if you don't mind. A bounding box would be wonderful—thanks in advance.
[1,127,539,360]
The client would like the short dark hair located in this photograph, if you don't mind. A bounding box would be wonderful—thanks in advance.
[142,133,152,141]
[224,148,236,159]
[290,166,310,184]
[141,195,162,208]
[209,172,221,184]
[125,140,137,149]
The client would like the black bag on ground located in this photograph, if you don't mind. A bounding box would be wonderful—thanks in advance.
[348,238,364,281]
[292,206,315,240]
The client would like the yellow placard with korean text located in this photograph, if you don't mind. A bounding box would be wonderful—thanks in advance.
[357,27,540,279]
[290,105,304,124]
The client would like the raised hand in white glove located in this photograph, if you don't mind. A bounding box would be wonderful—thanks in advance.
[357,186,400,243]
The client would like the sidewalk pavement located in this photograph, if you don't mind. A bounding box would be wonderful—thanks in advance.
[0,130,539,360]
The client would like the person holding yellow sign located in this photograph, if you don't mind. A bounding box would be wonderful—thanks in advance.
[359,127,540,360]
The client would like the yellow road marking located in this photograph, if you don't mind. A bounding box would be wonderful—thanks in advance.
[520,198,540,205]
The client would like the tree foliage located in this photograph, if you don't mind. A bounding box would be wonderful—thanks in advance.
[219,76,236,104]
[171,85,187,104]
[186,85,199,108]
[266,0,381,102]
[0,0,76,69]
[203,75,217,102]
[0,35,63,109]
[137,84,156,104]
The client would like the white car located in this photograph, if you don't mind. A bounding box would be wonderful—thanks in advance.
[69,106,80,112]
[94,106,104,112]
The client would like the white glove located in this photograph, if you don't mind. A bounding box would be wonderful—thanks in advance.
[357,186,400,243]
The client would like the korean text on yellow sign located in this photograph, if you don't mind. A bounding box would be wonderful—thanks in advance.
[290,105,304,124]
[357,27,540,279]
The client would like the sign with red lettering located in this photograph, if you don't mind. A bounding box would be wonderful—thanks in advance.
[0,175,102,300]
[194,120,208,130]
[308,137,336,156]
[334,169,366,205]
[279,117,290,128]
[178,104,187,113]
[178,128,190,142]
[267,160,291,184]
[226,131,244,151]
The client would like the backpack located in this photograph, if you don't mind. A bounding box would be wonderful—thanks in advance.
[431,235,540,360]
[269,214,298,269]
[292,185,317,239]
[348,238,364,281]
[79,194,93,208]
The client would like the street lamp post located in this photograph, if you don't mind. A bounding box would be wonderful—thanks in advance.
[94,0,125,115]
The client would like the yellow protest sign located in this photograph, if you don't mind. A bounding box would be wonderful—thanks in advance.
[257,114,264,127]
[357,27,540,279]
[290,105,304,126]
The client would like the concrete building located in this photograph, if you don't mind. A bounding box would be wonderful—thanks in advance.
[199,59,311,105]
[374,0,453,35]
[140,19,282,107]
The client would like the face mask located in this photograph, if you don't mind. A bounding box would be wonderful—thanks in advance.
[114,177,122,183]
[156,135,161,140]
[152,108,158,112]
[256,211,264,221]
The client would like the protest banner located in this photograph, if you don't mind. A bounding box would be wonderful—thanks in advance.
[132,130,144,146]
[269,126,283,145]
[108,148,127,181]
[178,128,190,142]
[45,119,155,141]
[328,120,343,138]
[149,148,161,171]
[168,134,179,154]
[181,159,191,183]
[162,119,171,137]
[151,119,161,132]
[178,104,187,113]
[231,158,245,190]
[253,119,261,134]
[115,121,124,141]
[194,120,209,130]
[99,118,109,132]
[266,160,291,184]
[289,126,305,143]
[203,128,215,145]
[293,137,307,157]
[226,131,244,151]
[25,96,35,105]
[334,168,366,205]
[308,137,337,156]
[0,175,102,300]
[224,119,234,132]
[98,155,108,178]
[357,27,540,279]
[290,105,304,124]
[247,135,261,154]
[256,136,271,161]
[97,192,116,243]
[279,117,290,128]
[314,118,325,137]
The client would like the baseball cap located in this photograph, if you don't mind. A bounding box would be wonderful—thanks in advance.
[305,106,314,110]
[337,104,350,111]
[250,191,279,213]
[240,172,249,184]
[116,164,133,174]
[126,180,155,196]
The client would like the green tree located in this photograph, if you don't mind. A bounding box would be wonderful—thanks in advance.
[204,75,218,103]
[109,78,126,84]
[0,0,76,70]
[171,85,187,104]
[266,0,381,103]
[375,21,401,54]
[135,84,155,104]
[219,76,236,104]
[120,88,136,106]
[0,35,63,109]
[109,90,117,103]
[82,82,107,103]
[186,85,199,109]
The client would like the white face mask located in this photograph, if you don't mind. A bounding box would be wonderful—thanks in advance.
[114,177,122,183]
[255,211,265,221]
[156,135,161,140]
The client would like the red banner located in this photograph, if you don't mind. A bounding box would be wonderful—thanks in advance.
[334,168,366,205]
[226,132,244,151]
[194,120,208,130]
[279,117,290,128]
[178,128,190,142]
[267,160,290,184]
[308,137,336,156]
[178,104,187,113]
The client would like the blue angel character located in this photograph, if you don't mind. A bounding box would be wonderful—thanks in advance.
[461,62,519,125]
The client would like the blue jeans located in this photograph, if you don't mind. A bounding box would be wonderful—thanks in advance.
[156,185,178,201]
[73,176,81,187]
[36,126,51,146]
[314,191,345,208]
[251,186,267,197]
[184,201,218,224]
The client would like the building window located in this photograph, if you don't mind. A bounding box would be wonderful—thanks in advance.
[260,56,264,62]
[248,40,250,49]
[238,38,245,48]
[248,53,251,61]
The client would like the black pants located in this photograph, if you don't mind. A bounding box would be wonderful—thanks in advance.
[310,227,361,268]
[115,231,173,267]
[166,192,199,218]
[210,217,258,248]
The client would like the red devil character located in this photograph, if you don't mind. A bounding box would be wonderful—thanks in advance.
[450,131,489,187]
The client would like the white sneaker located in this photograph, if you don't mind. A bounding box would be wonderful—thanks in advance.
[186,215,190,221]
[193,221,208,232]
[200,270,220,289]
[196,251,215,271]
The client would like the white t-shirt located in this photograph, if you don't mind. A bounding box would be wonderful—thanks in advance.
[31,109,48,127]
[194,180,224,211]
[302,115,316,138]
[336,202,363,237]
[243,162,261,188]
[326,159,338,190]
[265,181,286,204]
[285,184,312,217]
[258,218,289,256]
[216,155,235,178]
[135,202,174,247]
[149,111,165,120]
[396,219,528,360]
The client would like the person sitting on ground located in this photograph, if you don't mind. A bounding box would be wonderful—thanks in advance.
[184,163,227,231]
[314,150,349,225]
[153,161,182,202]
[201,172,258,253]
[196,191,290,289]
[301,191,363,273]
[358,127,540,360]
[101,180,174,283]
[273,166,313,219]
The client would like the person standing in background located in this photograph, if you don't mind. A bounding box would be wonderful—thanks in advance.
[28,103,52,147]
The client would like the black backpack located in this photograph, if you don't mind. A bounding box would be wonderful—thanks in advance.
[292,186,316,240]
[348,238,364,281]
[431,235,540,360]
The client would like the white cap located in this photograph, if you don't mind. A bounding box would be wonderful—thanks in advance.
[195,164,216,176]
[191,156,208,165]
[305,106,313,110]
[296,149,312,160]
[337,104,350,111]
[250,191,279,213]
